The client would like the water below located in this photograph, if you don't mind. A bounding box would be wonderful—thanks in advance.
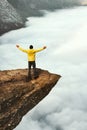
[0,6,87,130]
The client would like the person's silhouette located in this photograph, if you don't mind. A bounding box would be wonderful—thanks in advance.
[16,45,46,81]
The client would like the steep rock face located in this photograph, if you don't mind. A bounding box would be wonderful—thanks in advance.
[0,68,61,130]
[0,0,24,35]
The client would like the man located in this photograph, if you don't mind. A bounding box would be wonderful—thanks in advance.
[16,44,46,81]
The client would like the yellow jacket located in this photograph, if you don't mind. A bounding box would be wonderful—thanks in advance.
[18,47,44,61]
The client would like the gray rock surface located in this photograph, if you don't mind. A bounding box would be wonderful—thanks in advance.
[0,0,24,35]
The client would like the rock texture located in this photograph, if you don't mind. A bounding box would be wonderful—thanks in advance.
[0,0,24,35]
[0,68,61,130]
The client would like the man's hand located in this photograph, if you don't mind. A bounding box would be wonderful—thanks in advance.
[16,45,19,48]
[43,46,47,49]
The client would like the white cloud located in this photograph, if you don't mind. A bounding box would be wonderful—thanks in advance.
[0,7,87,130]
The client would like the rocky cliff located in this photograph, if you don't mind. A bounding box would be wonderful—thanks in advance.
[0,0,80,35]
[0,68,61,130]
[0,0,24,35]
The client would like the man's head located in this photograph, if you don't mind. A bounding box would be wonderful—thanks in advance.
[29,45,33,49]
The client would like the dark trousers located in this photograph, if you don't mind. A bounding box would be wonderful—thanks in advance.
[28,61,36,78]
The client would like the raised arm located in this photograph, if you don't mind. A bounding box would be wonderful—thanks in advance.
[35,46,47,53]
[16,45,28,53]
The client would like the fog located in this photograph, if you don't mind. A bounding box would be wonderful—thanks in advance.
[0,6,87,130]
[8,0,80,18]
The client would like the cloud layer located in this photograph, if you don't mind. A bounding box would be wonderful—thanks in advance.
[0,6,87,130]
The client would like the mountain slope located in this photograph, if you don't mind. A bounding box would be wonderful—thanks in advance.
[0,0,24,35]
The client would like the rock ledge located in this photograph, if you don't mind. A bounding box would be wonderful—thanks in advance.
[0,68,61,130]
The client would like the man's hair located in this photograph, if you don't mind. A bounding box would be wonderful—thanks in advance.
[29,45,33,49]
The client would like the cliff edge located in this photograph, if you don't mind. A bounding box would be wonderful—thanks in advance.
[0,68,61,130]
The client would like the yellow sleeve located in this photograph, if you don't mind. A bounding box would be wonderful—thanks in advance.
[18,47,28,53]
[34,48,44,53]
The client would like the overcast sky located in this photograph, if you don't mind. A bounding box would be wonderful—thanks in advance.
[0,6,87,130]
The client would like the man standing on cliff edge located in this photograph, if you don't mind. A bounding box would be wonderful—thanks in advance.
[16,44,47,81]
